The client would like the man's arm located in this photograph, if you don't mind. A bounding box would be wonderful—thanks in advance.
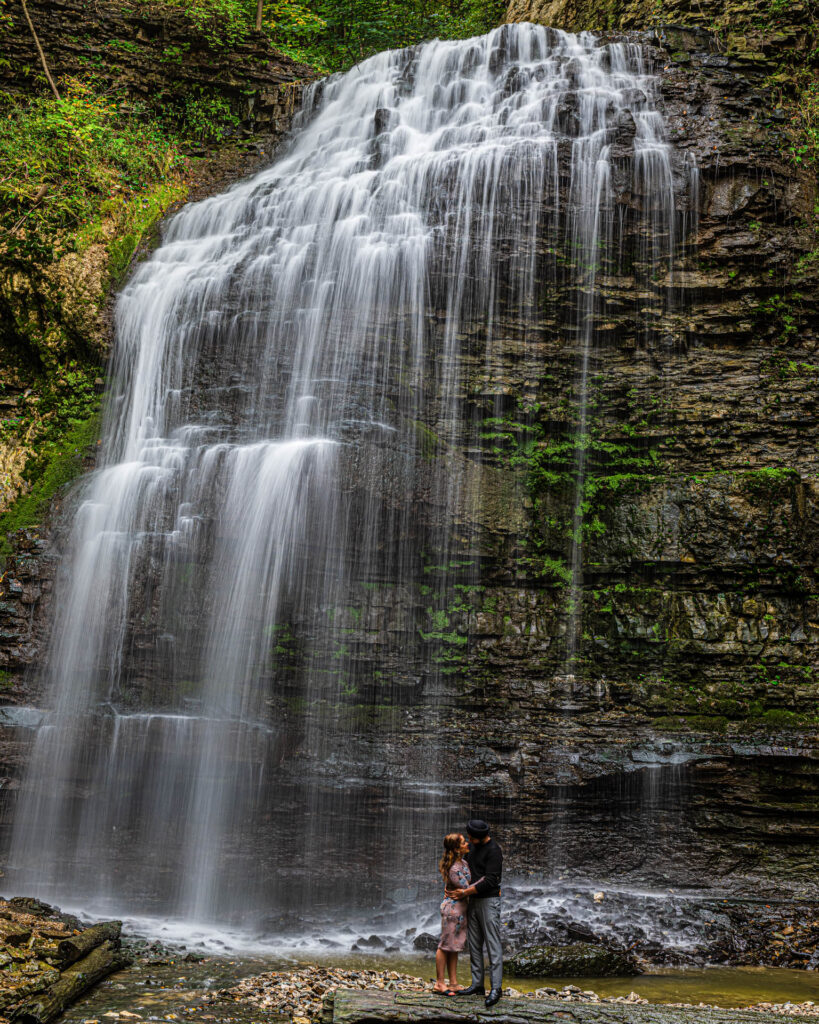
[447,876,483,898]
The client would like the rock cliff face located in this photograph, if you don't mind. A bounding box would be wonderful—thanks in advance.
[434,4,819,895]
[2,6,819,915]
[240,22,817,900]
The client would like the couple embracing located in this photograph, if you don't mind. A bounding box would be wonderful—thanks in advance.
[434,818,503,1007]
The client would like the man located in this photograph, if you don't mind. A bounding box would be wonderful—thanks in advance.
[446,817,503,1007]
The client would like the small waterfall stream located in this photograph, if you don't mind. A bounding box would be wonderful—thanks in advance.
[8,24,691,932]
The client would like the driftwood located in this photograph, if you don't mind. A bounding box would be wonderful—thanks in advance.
[323,990,819,1024]
[56,921,122,968]
[12,939,131,1024]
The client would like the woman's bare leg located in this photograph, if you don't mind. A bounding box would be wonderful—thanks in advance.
[447,952,462,989]
[434,949,449,991]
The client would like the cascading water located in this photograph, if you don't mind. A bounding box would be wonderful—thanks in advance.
[8,23,691,933]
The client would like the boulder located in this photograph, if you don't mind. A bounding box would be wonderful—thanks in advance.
[411,932,439,952]
[505,942,640,977]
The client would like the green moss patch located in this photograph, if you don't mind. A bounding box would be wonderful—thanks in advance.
[0,410,100,552]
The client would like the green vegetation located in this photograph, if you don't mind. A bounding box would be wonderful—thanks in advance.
[267,0,506,71]
[787,82,819,165]
[736,466,799,498]
[755,293,806,347]
[0,358,103,548]
[0,76,189,543]
[0,78,182,262]
[483,383,663,586]
[413,420,443,461]
[122,0,505,72]
[0,407,99,553]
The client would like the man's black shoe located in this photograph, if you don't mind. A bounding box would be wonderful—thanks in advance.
[485,988,502,1008]
[456,984,485,997]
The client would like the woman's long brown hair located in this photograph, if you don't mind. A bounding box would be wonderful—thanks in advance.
[439,832,465,881]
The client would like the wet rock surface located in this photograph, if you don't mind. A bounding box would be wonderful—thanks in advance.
[326,988,819,1023]
[708,905,819,970]
[506,942,640,977]
[334,885,819,971]
[494,888,819,969]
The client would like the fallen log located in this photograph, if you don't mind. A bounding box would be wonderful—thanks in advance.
[0,968,61,1011]
[56,921,122,967]
[324,990,819,1024]
[11,939,131,1024]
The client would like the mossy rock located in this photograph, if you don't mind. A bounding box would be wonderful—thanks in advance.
[505,942,640,977]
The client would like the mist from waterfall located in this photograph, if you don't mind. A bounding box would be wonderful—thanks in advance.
[8,23,688,931]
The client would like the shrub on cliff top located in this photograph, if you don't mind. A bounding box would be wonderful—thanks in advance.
[125,0,507,71]
[0,78,180,259]
[266,0,507,70]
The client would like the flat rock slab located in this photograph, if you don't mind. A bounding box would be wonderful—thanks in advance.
[325,990,819,1024]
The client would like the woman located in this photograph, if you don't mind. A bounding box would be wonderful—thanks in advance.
[434,832,472,995]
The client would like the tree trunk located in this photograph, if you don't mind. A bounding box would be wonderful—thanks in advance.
[323,990,819,1024]
[19,0,60,100]
[12,940,131,1024]
[56,921,122,968]
[255,0,263,31]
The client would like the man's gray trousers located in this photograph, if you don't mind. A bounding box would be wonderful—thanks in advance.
[467,896,502,991]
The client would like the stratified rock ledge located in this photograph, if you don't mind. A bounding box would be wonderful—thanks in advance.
[322,990,819,1024]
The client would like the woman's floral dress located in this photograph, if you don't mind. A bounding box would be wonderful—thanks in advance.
[438,859,471,952]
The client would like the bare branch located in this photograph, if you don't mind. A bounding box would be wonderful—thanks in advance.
[20,0,61,101]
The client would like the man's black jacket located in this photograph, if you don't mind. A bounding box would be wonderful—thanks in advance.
[466,837,503,898]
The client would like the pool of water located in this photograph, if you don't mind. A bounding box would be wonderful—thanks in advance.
[559,966,818,1006]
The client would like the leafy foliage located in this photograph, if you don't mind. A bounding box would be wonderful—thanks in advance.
[127,0,255,48]
[787,81,819,166]
[127,0,506,71]
[0,78,181,258]
[267,0,506,70]
[0,79,187,539]
[0,365,101,550]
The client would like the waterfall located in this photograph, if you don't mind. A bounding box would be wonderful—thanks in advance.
[8,23,689,931]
